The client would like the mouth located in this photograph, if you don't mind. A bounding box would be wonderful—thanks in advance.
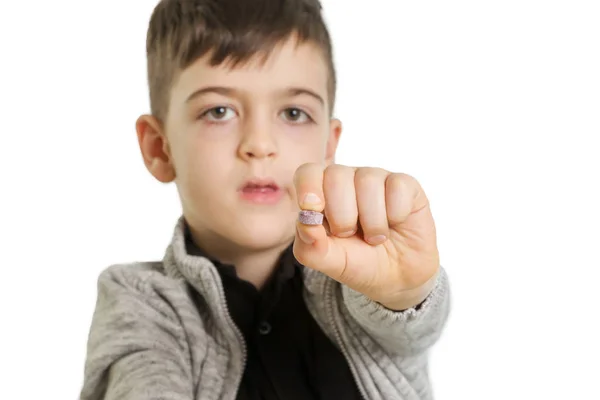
[239,178,280,193]
[238,177,284,205]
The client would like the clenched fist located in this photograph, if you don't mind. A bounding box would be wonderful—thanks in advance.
[292,163,440,311]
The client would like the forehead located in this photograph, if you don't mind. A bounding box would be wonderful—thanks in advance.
[171,38,329,105]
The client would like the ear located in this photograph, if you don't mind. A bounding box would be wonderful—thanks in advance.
[135,114,176,183]
[324,118,342,165]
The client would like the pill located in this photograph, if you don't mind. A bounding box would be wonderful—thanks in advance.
[298,210,324,225]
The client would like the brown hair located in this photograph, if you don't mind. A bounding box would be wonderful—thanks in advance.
[146,0,336,121]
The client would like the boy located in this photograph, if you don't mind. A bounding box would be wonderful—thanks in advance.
[80,0,450,399]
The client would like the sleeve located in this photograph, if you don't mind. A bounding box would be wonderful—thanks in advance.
[342,266,450,357]
[79,265,194,400]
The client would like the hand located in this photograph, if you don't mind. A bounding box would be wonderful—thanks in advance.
[292,163,440,310]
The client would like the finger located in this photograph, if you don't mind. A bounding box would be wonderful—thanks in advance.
[293,219,346,279]
[293,163,327,245]
[355,167,390,245]
[293,163,346,278]
[323,164,358,237]
[322,217,333,235]
[293,162,325,212]
[385,173,421,227]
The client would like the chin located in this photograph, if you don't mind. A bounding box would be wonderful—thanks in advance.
[227,213,295,251]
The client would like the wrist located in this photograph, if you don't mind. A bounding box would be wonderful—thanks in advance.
[378,270,439,311]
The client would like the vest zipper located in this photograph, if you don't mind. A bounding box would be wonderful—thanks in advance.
[214,272,247,400]
[324,278,368,400]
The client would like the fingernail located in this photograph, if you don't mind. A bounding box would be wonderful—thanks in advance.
[302,193,321,206]
[337,230,356,238]
[368,235,387,245]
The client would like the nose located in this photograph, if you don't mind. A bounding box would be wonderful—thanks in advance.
[237,116,277,161]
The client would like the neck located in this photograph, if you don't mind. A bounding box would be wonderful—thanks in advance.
[188,225,293,290]
[228,248,289,289]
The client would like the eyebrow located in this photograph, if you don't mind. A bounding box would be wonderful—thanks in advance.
[186,86,235,103]
[284,88,325,106]
[185,86,325,107]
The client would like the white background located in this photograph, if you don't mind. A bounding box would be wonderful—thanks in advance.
[1,0,599,399]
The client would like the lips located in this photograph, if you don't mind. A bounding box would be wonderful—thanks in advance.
[238,178,283,204]
[240,178,280,193]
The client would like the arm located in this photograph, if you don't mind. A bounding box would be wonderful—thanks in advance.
[342,266,450,357]
[80,265,193,400]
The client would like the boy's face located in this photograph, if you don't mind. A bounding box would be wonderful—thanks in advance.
[138,37,341,253]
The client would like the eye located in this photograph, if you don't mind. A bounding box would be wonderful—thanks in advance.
[281,108,311,123]
[201,106,236,122]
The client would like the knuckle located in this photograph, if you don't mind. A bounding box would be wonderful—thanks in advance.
[387,172,417,192]
[398,172,418,186]
[386,173,406,190]
[324,163,351,177]
[354,167,386,187]
[294,162,323,183]
[323,164,352,188]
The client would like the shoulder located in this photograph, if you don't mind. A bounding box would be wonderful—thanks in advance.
[95,261,191,310]
[98,260,182,287]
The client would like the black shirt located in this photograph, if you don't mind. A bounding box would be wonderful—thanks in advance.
[185,231,363,400]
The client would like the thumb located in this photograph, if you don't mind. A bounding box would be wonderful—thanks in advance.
[293,210,331,269]
[295,210,327,245]
[292,163,344,276]
[293,209,346,278]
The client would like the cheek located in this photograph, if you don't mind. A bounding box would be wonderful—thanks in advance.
[173,135,233,195]
[281,126,329,161]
